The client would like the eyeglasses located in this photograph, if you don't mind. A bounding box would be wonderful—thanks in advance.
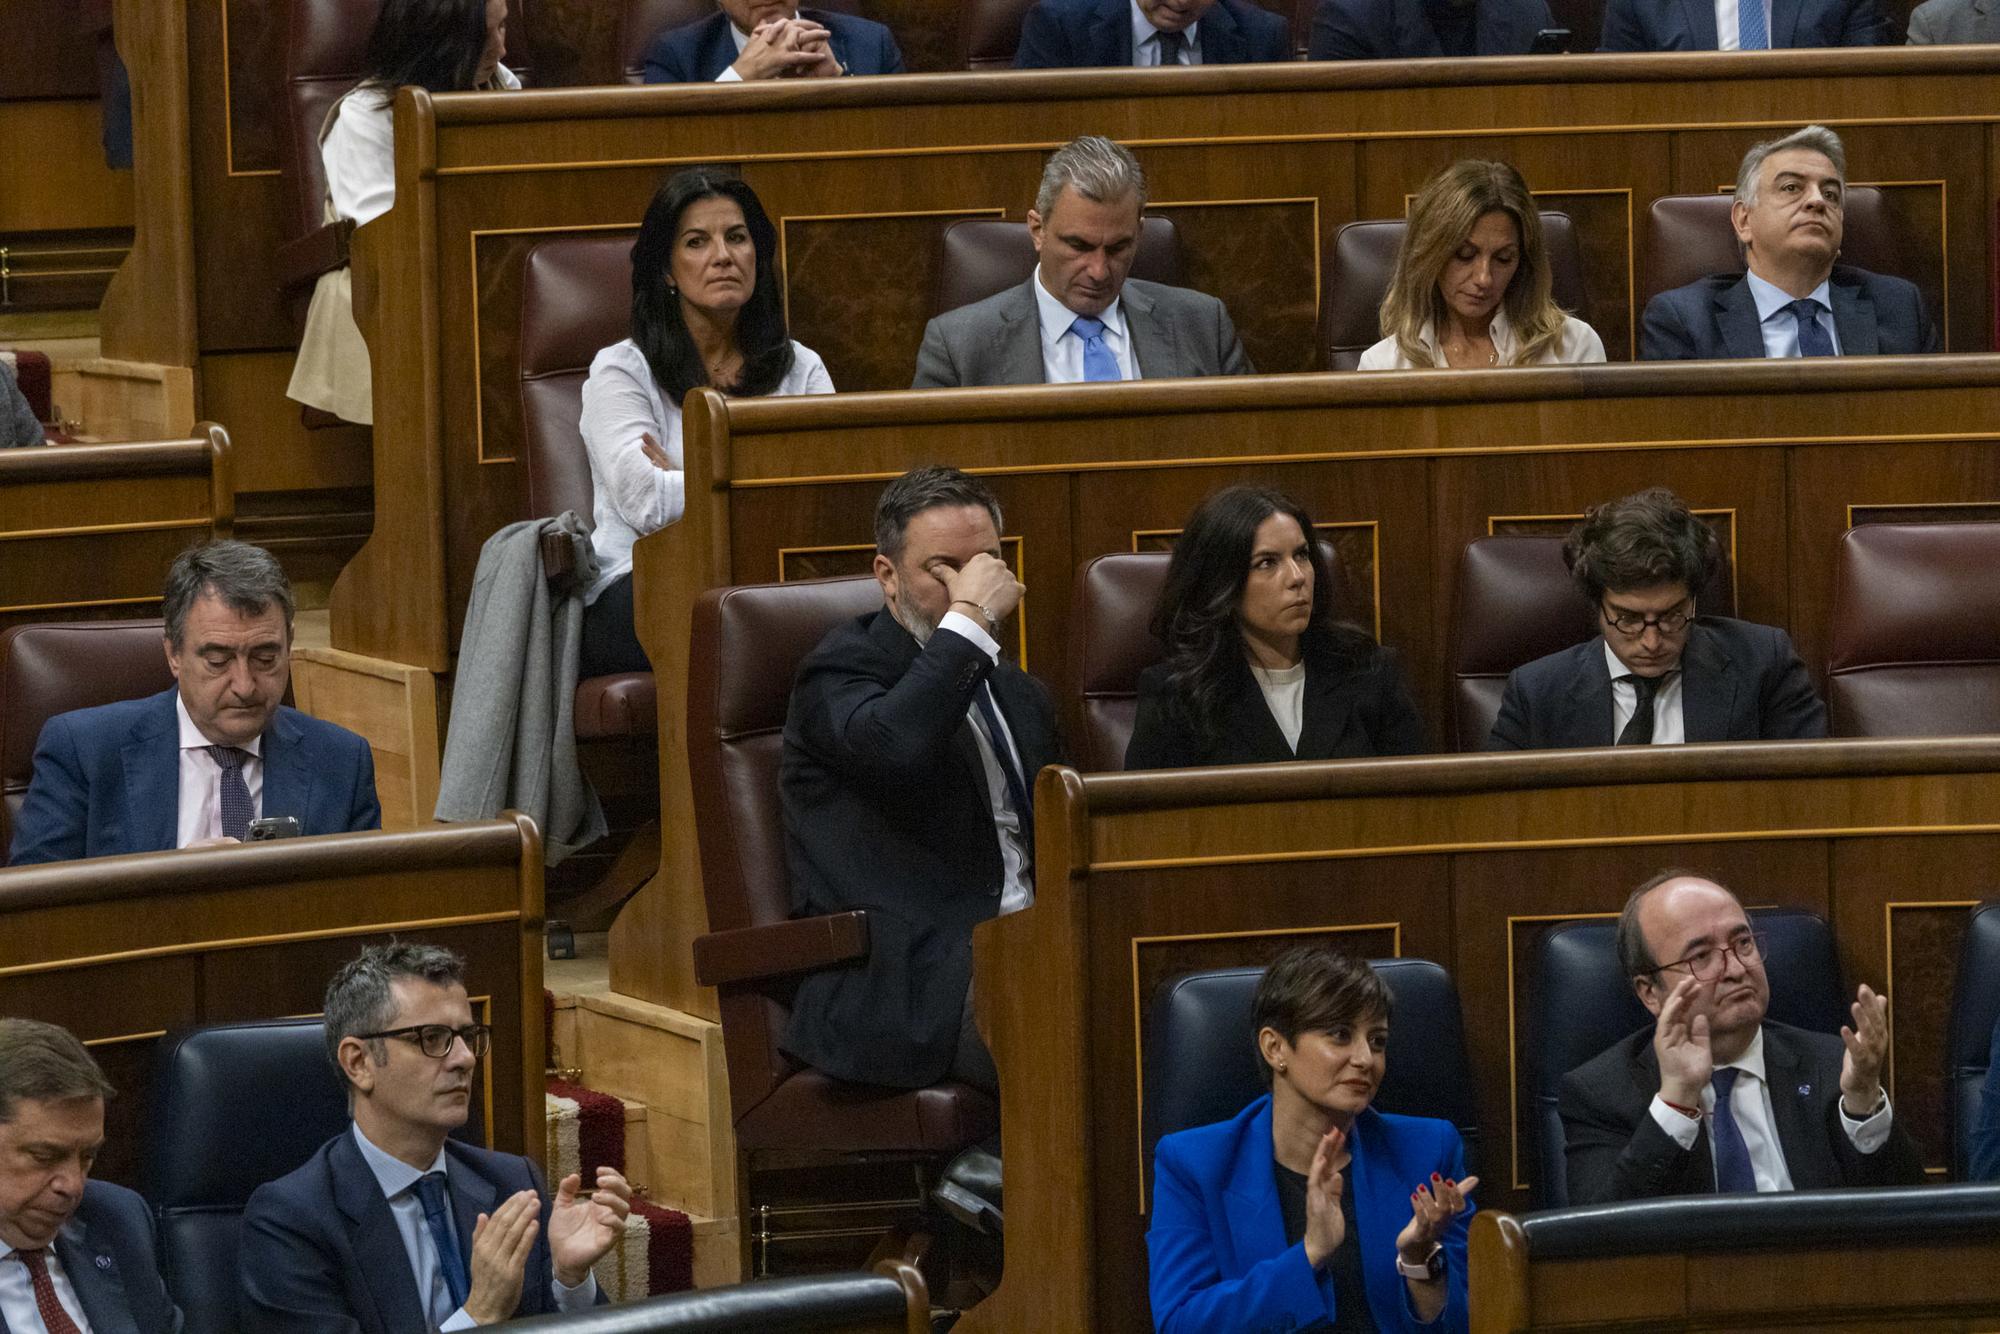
[1648,931,1767,982]
[356,1023,492,1059]
[1601,598,1695,638]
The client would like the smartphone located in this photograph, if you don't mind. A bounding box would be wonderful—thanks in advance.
[246,816,303,841]
[1530,27,1573,51]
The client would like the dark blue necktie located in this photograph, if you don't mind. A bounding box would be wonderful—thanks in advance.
[205,745,254,840]
[1738,0,1769,47]
[1789,298,1835,357]
[1156,28,1188,64]
[973,684,1033,849]
[412,1172,471,1317]
[1709,1068,1759,1192]
[1068,315,1122,382]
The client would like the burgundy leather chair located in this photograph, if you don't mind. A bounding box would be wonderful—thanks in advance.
[932,216,1183,317]
[1449,534,1734,751]
[960,0,1039,67]
[277,0,379,337]
[1326,212,1590,371]
[621,0,864,80]
[1,620,173,853]
[687,576,998,1263]
[1826,522,2000,737]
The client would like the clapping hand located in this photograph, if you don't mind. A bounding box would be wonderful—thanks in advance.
[1653,974,1715,1108]
[1301,1124,1348,1269]
[463,1189,539,1324]
[548,1167,633,1288]
[1394,1172,1478,1266]
[1838,983,1889,1117]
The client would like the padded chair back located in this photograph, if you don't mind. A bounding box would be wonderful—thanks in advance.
[961,0,1040,67]
[1141,958,1479,1199]
[1070,552,1170,772]
[1527,906,1849,1208]
[502,1269,924,1330]
[1826,522,2000,738]
[933,217,1184,317]
[282,0,380,244]
[1,620,172,850]
[621,0,864,80]
[1947,902,2000,1181]
[145,1020,352,1334]
[519,233,636,521]
[1326,213,1589,371]
[1448,534,1734,751]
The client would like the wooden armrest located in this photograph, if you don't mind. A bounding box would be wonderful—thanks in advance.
[540,531,578,588]
[276,218,355,294]
[693,910,868,988]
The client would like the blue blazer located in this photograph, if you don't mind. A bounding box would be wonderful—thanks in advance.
[1640,266,1940,361]
[1147,1096,1471,1334]
[1973,1020,2000,1182]
[1309,0,1555,58]
[1599,0,1888,47]
[8,687,380,866]
[9,1181,183,1334]
[1015,0,1293,66]
[641,8,905,81]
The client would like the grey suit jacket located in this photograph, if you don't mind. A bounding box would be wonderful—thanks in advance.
[911,277,1254,388]
[1907,0,2000,40]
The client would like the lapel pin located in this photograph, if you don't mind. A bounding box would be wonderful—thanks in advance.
[1798,1083,1812,1098]
[95,1255,113,1270]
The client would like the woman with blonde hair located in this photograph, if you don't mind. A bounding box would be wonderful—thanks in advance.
[1359,160,1606,370]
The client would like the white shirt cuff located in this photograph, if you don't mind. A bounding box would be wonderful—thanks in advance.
[1649,1094,1703,1149]
[1839,1092,1894,1154]
[715,66,743,82]
[441,1310,476,1331]
[938,610,1000,663]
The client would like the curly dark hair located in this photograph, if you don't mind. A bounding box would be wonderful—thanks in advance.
[1563,487,1719,604]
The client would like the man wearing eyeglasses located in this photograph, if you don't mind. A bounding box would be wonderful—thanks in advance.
[1488,487,1825,750]
[1559,872,1925,1204]
[241,943,630,1331]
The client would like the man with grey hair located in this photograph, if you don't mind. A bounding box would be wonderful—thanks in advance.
[913,135,1253,387]
[242,942,629,1330]
[0,1018,181,1331]
[8,539,379,865]
[1641,125,1937,360]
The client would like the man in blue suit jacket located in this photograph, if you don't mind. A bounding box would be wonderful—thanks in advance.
[1309,0,1555,58]
[1016,0,1293,67]
[1601,0,1887,47]
[8,542,379,866]
[642,2,904,82]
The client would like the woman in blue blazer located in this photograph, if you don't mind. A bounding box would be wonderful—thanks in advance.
[1148,947,1476,1332]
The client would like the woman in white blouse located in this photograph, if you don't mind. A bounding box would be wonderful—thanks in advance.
[1358,160,1607,371]
[578,169,834,676]
[288,0,519,425]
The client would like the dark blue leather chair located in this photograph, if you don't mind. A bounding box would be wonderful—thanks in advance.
[144,1019,354,1334]
[503,1266,927,1330]
[1947,901,2000,1181]
[1527,906,1849,1208]
[1141,957,1479,1200]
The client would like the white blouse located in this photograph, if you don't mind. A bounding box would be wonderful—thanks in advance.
[320,65,521,226]
[578,338,835,602]
[1357,309,1606,370]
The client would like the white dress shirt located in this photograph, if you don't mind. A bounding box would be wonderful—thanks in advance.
[936,612,1034,917]
[1713,0,1776,47]
[0,1241,92,1333]
[350,1124,595,1330]
[1746,270,1843,358]
[175,693,265,847]
[577,338,834,603]
[1356,309,1606,369]
[1250,660,1306,753]
[1130,0,1203,63]
[715,20,753,81]
[1646,1027,1893,1189]
[1031,271,1139,383]
[320,66,521,227]
[1603,642,1686,746]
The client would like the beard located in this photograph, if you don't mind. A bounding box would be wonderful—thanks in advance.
[894,586,938,646]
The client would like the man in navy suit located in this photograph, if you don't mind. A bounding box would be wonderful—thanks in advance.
[1601,0,1887,47]
[241,943,631,1331]
[641,1,904,82]
[1642,125,1937,360]
[1309,0,1555,58]
[8,541,379,866]
[1488,488,1826,750]
[1015,0,1293,67]
[0,1018,181,1333]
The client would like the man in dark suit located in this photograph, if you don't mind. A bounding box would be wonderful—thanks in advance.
[914,136,1253,389]
[1600,0,1887,47]
[780,467,1062,1093]
[1642,125,1937,360]
[8,541,380,866]
[1309,0,1555,58]
[0,1019,181,1333]
[241,943,630,1331]
[1015,0,1293,67]
[1488,487,1825,750]
[1560,872,1926,1203]
[641,1,904,81]
[1907,0,2000,42]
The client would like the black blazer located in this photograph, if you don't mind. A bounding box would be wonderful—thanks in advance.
[1487,617,1827,751]
[1558,1021,1927,1204]
[1309,0,1555,58]
[779,609,1062,1089]
[1124,642,1426,769]
[640,8,905,82]
[1641,266,1939,361]
[1015,0,1293,66]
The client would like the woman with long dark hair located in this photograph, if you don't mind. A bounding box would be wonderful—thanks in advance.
[577,168,833,676]
[1124,486,1424,769]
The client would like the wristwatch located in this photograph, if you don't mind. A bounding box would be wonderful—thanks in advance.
[1396,1243,1444,1282]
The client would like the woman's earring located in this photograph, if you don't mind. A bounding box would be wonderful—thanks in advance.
[1276,1062,1288,1075]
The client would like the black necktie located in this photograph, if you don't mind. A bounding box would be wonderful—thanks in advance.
[1617,673,1665,746]
[1156,29,1188,65]
[973,684,1033,849]
[205,745,254,839]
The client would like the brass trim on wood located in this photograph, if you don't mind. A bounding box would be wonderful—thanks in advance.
[0,595,162,616]
[0,910,523,979]
[0,517,210,543]
[218,0,283,179]
[81,1029,170,1048]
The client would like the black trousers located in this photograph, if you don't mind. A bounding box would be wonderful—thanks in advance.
[580,572,652,678]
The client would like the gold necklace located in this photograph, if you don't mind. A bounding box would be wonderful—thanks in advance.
[1445,337,1498,367]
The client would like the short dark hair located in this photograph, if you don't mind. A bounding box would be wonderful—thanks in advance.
[323,942,467,1082]
[873,466,1004,561]
[360,0,492,95]
[162,540,296,651]
[0,1019,114,1123]
[1562,487,1718,605]
[1251,945,1392,1088]
[1615,867,1730,979]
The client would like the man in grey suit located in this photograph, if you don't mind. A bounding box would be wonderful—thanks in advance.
[912,135,1253,388]
[1907,0,2000,40]
[1641,125,1938,360]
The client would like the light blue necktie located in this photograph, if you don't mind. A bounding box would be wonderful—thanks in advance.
[1068,315,1122,382]
[1709,1068,1760,1192]
[1788,298,1835,357]
[1738,0,1769,48]
[413,1173,472,1320]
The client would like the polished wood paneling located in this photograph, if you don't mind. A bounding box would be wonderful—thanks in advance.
[0,1,101,101]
